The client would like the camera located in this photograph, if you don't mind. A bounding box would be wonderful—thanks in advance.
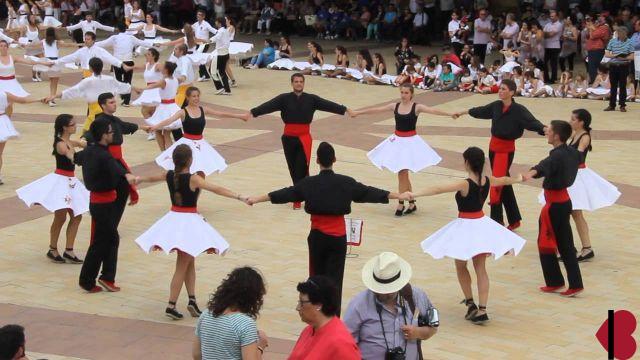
[418,308,440,328]
[385,347,406,360]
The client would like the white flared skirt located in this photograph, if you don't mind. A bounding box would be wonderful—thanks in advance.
[367,134,442,173]
[144,102,182,129]
[0,114,19,142]
[135,211,230,257]
[132,88,161,106]
[0,78,30,97]
[155,137,227,175]
[267,58,295,70]
[537,167,621,211]
[42,15,62,27]
[16,173,89,216]
[421,216,526,260]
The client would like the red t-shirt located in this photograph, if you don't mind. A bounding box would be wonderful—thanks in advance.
[288,317,361,360]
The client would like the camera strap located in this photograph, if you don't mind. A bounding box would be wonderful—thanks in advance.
[375,294,408,355]
[399,284,423,360]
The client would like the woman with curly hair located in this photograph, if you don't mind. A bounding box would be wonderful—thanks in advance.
[193,267,269,360]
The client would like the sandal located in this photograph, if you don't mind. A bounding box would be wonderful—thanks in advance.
[404,200,417,215]
[395,201,405,217]
[470,306,489,324]
[165,301,184,320]
[63,248,84,264]
[461,298,478,320]
[577,247,594,262]
[46,247,65,264]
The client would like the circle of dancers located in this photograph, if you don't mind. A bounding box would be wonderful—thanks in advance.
[0,17,623,326]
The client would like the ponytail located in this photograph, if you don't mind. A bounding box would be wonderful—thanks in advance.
[462,147,486,195]
[171,144,193,206]
[52,114,74,155]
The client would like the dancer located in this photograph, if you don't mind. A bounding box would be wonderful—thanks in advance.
[454,79,547,229]
[411,147,525,324]
[74,117,137,293]
[20,14,46,82]
[537,109,620,261]
[522,120,583,297]
[133,60,179,151]
[1,39,46,102]
[135,144,249,319]
[47,57,132,133]
[0,90,42,185]
[127,0,145,31]
[150,86,246,175]
[4,1,20,32]
[193,10,216,82]
[65,13,115,39]
[224,16,237,87]
[247,142,408,314]
[132,14,180,55]
[352,84,455,216]
[249,73,354,209]
[16,114,88,264]
[208,17,232,95]
[55,31,131,79]
[37,0,62,27]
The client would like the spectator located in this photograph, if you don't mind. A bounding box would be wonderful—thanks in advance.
[473,8,492,64]
[585,12,611,83]
[411,7,428,45]
[239,0,259,35]
[363,53,387,84]
[543,10,563,83]
[246,39,276,69]
[289,276,361,360]
[569,73,589,98]
[459,44,473,67]
[394,37,414,75]
[500,13,519,49]
[440,0,455,38]
[213,0,224,20]
[603,26,634,112]
[0,324,27,360]
[448,11,463,56]
[420,62,438,89]
[313,5,330,39]
[366,4,384,41]
[442,45,461,67]
[257,1,275,35]
[523,69,554,97]
[359,6,372,38]
[434,63,457,91]
[459,67,475,91]
[517,22,531,62]
[422,0,436,45]
[476,67,498,94]
[344,252,438,360]
[381,4,398,40]
[559,16,579,72]
[277,35,291,58]
[399,8,414,39]
[529,20,545,66]
[193,267,269,360]
[631,19,640,83]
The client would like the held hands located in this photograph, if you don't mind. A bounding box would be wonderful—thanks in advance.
[398,191,414,202]
[242,112,252,122]
[125,173,137,184]
[452,112,463,119]
[347,109,358,118]
[122,64,134,71]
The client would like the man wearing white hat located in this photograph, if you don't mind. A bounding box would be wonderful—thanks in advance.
[343,252,438,360]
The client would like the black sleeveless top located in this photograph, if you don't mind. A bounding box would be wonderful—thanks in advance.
[455,177,490,212]
[376,63,386,76]
[183,107,206,136]
[394,103,418,132]
[167,171,200,207]
[54,139,75,171]
[311,53,322,65]
[569,132,591,164]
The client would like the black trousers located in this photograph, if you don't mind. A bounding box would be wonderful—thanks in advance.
[609,63,630,108]
[544,48,560,83]
[199,44,211,79]
[213,54,231,92]
[307,229,347,315]
[539,200,583,289]
[114,176,130,228]
[473,44,487,64]
[587,49,605,83]
[488,151,521,225]
[281,135,309,185]
[113,61,134,104]
[559,52,575,71]
[79,201,119,289]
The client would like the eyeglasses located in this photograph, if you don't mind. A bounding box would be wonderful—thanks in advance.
[297,300,312,307]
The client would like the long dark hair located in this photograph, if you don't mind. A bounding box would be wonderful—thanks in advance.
[208,267,266,318]
[52,114,73,155]
[171,144,192,206]
[571,108,593,151]
[462,147,485,194]
[45,27,57,46]
[360,49,373,71]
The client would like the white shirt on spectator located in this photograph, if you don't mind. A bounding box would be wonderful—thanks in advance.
[413,12,428,28]
[448,19,462,43]
[501,22,519,48]
[543,20,563,49]
[409,0,419,13]
[473,18,492,45]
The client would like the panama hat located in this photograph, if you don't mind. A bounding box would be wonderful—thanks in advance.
[362,252,412,294]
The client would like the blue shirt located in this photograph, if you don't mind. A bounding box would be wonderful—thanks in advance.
[606,37,634,55]
[262,46,275,64]
[196,312,258,360]
[384,11,397,23]
[630,32,640,51]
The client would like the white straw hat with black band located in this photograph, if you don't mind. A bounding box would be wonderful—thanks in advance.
[362,252,412,294]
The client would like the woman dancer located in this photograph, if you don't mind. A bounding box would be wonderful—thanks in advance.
[4,0,20,32]
[352,84,454,216]
[133,14,179,55]
[537,109,620,262]
[150,86,247,175]
[412,147,525,324]
[0,39,47,113]
[0,90,42,184]
[16,114,88,263]
[17,0,29,26]
[37,0,62,27]
[133,60,177,151]
[134,144,249,319]
[127,0,145,31]
[20,14,46,82]
[224,16,237,87]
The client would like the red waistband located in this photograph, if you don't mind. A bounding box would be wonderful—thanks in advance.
[489,136,516,153]
[283,123,311,136]
[90,190,117,203]
[310,215,346,236]
[579,163,586,169]
[0,75,16,80]
[161,99,175,104]
[458,210,484,219]
[55,169,75,177]
[395,130,417,137]
[108,145,123,160]
[544,188,570,203]
[171,205,197,213]
[183,133,203,140]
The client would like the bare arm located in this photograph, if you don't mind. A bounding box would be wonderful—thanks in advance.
[57,40,83,48]
[240,343,262,360]
[136,171,168,184]
[411,180,468,198]
[149,109,185,130]
[192,336,202,360]
[161,37,185,47]
[577,133,591,152]
[352,103,395,116]
[155,25,180,34]
[202,106,250,121]
[489,174,522,187]
[415,104,454,117]
[6,93,43,104]
[133,78,166,92]
[191,175,248,203]
[56,141,74,161]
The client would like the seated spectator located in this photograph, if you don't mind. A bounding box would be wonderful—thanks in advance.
[489,60,502,81]
[257,1,276,35]
[441,45,461,67]
[459,44,473,67]
[523,57,543,80]
[363,53,388,84]
[313,5,330,39]
[476,67,499,94]
[288,276,361,360]
[0,324,27,360]
[240,0,260,35]
[433,63,457,92]
[399,8,414,39]
[586,64,611,100]
[366,4,384,41]
[419,62,438,89]
[523,70,554,97]
[343,49,372,81]
[568,73,588,98]
[624,74,637,102]
[554,70,573,97]
[512,66,525,95]
[277,36,291,58]
[246,39,276,69]
[459,68,475,92]
[467,55,484,84]
[192,267,269,360]
[301,41,324,75]
[394,37,414,75]
[344,252,438,360]
[324,45,349,77]
[380,4,398,40]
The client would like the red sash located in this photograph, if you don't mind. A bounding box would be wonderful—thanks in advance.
[0,75,16,80]
[108,145,139,205]
[183,133,203,140]
[171,205,197,213]
[578,163,586,169]
[488,136,516,205]
[161,99,175,104]
[55,169,75,177]
[310,214,346,237]
[395,130,417,137]
[458,210,484,219]
[284,123,312,168]
[90,190,117,203]
[538,189,570,254]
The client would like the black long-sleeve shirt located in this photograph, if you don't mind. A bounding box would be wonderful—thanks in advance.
[74,144,127,192]
[532,144,580,190]
[268,170,390,215]
[468,100,546,140]
[84,113,138,145]
[250,92,347,124]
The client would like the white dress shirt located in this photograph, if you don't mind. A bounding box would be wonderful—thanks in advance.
[193,20,216,41]
[175,55,195,85]
[66,20,115,37]
[448,19,462,43]
[501,22,520,48]
[96,33,152,62]
[543,20,563,49]
[55,44,123,69]
[210,27,230,55]
[62,74,131,103]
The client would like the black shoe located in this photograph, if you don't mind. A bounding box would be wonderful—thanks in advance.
[47,249,65,263]
[577,247,594,262]
[63,248,84,264]
[461,299,478,320]
[395,206,405,217]
[187,300,202,317]
[166,303,184,320]
[604,106,615,111]
[404,202,417,215]
[471,306,489,324]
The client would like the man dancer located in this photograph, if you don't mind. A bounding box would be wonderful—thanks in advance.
[249,73,355,209]
[75,118,137,293]
[209,17,231,95]
[55,31,131,79]
[454,79,547,229]
[194,9,217,82]
[522,120,583,297]
[248,142,408,313]
[66,13,115,42]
